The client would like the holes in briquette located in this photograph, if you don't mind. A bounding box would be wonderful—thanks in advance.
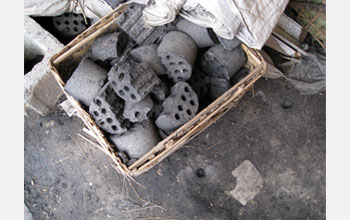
[96,99,101,106]
[181,95,187,101]
[107,118,113,123]
[175,114,180,120]
[178,105,183,111]
[190,100,195,106]
[118,73,124,81]
[187,109,192,115]
[101,108,106,114]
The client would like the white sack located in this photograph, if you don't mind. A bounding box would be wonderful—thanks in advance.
[24,0,113,21]
[140,0,289,49]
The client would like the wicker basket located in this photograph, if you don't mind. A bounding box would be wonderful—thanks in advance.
[49,4,267,176]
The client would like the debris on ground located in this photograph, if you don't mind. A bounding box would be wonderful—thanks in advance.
[230,160,263,206]
[281,97,293,109]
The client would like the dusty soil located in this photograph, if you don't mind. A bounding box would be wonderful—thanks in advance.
[24,77,325,220]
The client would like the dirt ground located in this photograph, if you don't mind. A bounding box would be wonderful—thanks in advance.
[24,77,325,220]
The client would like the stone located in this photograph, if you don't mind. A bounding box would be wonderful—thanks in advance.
[64,57,108,106]
[176,19,216,48]
[90,31,129,62]
[110,120,161,159]
[130,44,166,75]
[195,168,206,178]
[230,160,263,206]
[59,99,77,117]
[123,96,153,123]
[255,90,267,103]
[281,98,293,109]
[108,59,160,103]
[217,36,242,51]
[155,82,199,131]
[89,82,129,135]
[24,16,64,116]
[201,44,247,80]
[158,31,197,83]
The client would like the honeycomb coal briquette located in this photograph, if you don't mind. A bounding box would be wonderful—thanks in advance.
[176,19,216,48]
[108,59,160,103]
[207,77,231,100]
[53,13,89,38]
[149,82,169,102]
[217,36,242,51]
[201,44,247,80]
[157,31,197,83]
[114,3,171,46]
[188,69,209,102]
[90,31,129,63]
[130,44,166,76]
[89,82,129,135]
[155,82,199,131]
[110,120,161,159]
[123,95,153,123]
[64,57,107,106]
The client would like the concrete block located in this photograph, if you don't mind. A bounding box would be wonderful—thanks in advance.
[130,44,166,75]
[24,203,34,220]
[24,15,64,116]
[89,82,129,135]
[90,31,129,63]
[108,59,160,103]
[217,36,242,51]
[230,160,263,206]
[176,19,216,48]
[158,31,197,83]
[110,120,161,159]
[64,57,108,106]
[155,82,198,131]
[123,95,153,123]
[201,44,246,80]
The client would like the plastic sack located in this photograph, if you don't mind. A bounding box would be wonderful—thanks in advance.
[24,0,113,21]
[138,0,289,49]
[260,50,326,95]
